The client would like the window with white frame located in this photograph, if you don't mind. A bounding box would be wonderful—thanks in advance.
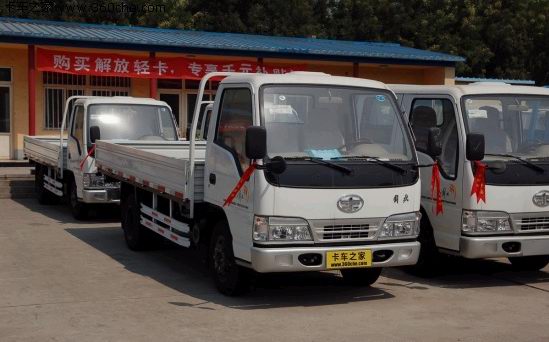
[43,72,131,129]
[158,78,217,137]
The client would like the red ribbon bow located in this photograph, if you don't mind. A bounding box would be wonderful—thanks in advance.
[431,161,443,215]
[79,144,96,171]
[470,161,487,203]
[223,161,257,207]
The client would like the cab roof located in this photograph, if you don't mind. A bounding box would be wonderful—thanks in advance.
[390,83,549,98]
[222,72,391,91]
[74,96,169,107]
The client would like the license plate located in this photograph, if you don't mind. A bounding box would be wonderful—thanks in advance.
[326,249,372,269]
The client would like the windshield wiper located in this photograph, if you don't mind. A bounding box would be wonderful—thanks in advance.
[485,153,545,173]
[283,156,352,175]
[527,156,549,161]
[331,155,407,174]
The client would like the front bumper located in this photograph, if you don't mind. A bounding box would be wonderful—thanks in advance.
[250,241,420,273]
[81,188,120,204]
[460,235,549,259]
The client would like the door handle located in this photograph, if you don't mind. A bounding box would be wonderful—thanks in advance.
[209,173,216,185]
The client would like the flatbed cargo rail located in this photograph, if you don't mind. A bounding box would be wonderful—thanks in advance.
[95,139,207,204]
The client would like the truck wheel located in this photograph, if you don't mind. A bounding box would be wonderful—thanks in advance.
[35,165,55,205]
[340,268,382,286]
[121,190,152,251]
[69,178,88,220]
[209,221,252,296]
[508,255,549,271]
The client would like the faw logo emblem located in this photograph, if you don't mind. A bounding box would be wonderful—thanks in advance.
[533,191,549,208]
[337,195,364,213]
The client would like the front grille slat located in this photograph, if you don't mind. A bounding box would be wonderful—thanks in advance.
[311,218,383,242]
[518,217,549,231]
[511,214,549,233]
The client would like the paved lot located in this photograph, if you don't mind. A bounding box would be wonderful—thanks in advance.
[0,198,548,342]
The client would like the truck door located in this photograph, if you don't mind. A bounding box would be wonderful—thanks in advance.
[67,104,86,197]
[403,95,464,251]
[205,86,255,260]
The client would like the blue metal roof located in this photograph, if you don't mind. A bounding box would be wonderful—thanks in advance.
[455,77,536,85]
[0,17,464,66]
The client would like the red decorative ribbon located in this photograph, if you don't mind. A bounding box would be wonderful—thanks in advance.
[79,144,96,171]
[431,161,443,215]
[470,161,487,203]
[223,162,257,207]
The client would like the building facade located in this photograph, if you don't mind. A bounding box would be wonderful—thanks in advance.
[0,17,463,159]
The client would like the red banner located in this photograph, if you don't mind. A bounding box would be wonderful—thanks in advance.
[223,162,257,207]
[431,161,443,215]
[470,161,487,203]
[37,48,305,79]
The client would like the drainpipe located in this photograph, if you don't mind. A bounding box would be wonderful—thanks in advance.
[28,45,36,135]
[353,62,359,78]
[149,52,157,99]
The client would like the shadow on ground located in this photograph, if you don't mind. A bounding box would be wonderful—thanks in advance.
[382,256,549,292]
[12,197,120,223]
[15,198,549,307]
[65,226,394,309]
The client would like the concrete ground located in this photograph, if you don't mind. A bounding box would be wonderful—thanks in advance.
[0,198,548,342]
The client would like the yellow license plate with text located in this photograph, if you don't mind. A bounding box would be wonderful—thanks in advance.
[326,249,372,269]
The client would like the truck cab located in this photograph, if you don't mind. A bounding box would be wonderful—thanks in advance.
[209,73,421,273]
[25,96,179,219]
[393,83,549,271]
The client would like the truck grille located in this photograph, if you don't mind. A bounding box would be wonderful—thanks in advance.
[310,218,383,242]
[518,217,549,231]
[511,213,549,233]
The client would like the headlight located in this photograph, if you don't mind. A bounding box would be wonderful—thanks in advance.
[253,216,313,243]
[462,210,512,234]
[379,212,421,239]
[83,173,105,188]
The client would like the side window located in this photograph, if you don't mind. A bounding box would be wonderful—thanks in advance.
[202,109,212,140]
[410,98,459,178]
[215,88,253,171]
[71,105,85,154]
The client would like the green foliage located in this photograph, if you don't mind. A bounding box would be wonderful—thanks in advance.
[3,0,548,84]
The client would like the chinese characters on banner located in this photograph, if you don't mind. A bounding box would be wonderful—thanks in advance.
[36,48,305,79]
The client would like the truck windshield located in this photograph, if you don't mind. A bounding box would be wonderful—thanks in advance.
[88,104,178,142]
[261,85,413,161]
[463,95,549,160]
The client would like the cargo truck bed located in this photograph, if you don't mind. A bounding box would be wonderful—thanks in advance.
[95,140,206,202]
[24,136,67,168]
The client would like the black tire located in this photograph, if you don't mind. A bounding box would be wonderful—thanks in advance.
[120,189,153,251]
[407,212,441,277]
[69,178,88,220]
[508,255,549,271]
[35,165,56,205]
[341,267,382,286]
[209,221,252,296]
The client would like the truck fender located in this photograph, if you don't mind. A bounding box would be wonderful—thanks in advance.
[199,203,231,244]
[418,205,438,250]
[62,170,74,198]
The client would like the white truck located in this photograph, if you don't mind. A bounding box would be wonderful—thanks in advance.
[24,96,179,219]
[393,83,549,272]
[95,72,424,295]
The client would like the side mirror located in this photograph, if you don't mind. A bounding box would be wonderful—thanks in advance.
[245,126,267,160]
[427,127,442,157]
[89,126,101,144]
[266,156,287,174]
[466,133,485,161]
